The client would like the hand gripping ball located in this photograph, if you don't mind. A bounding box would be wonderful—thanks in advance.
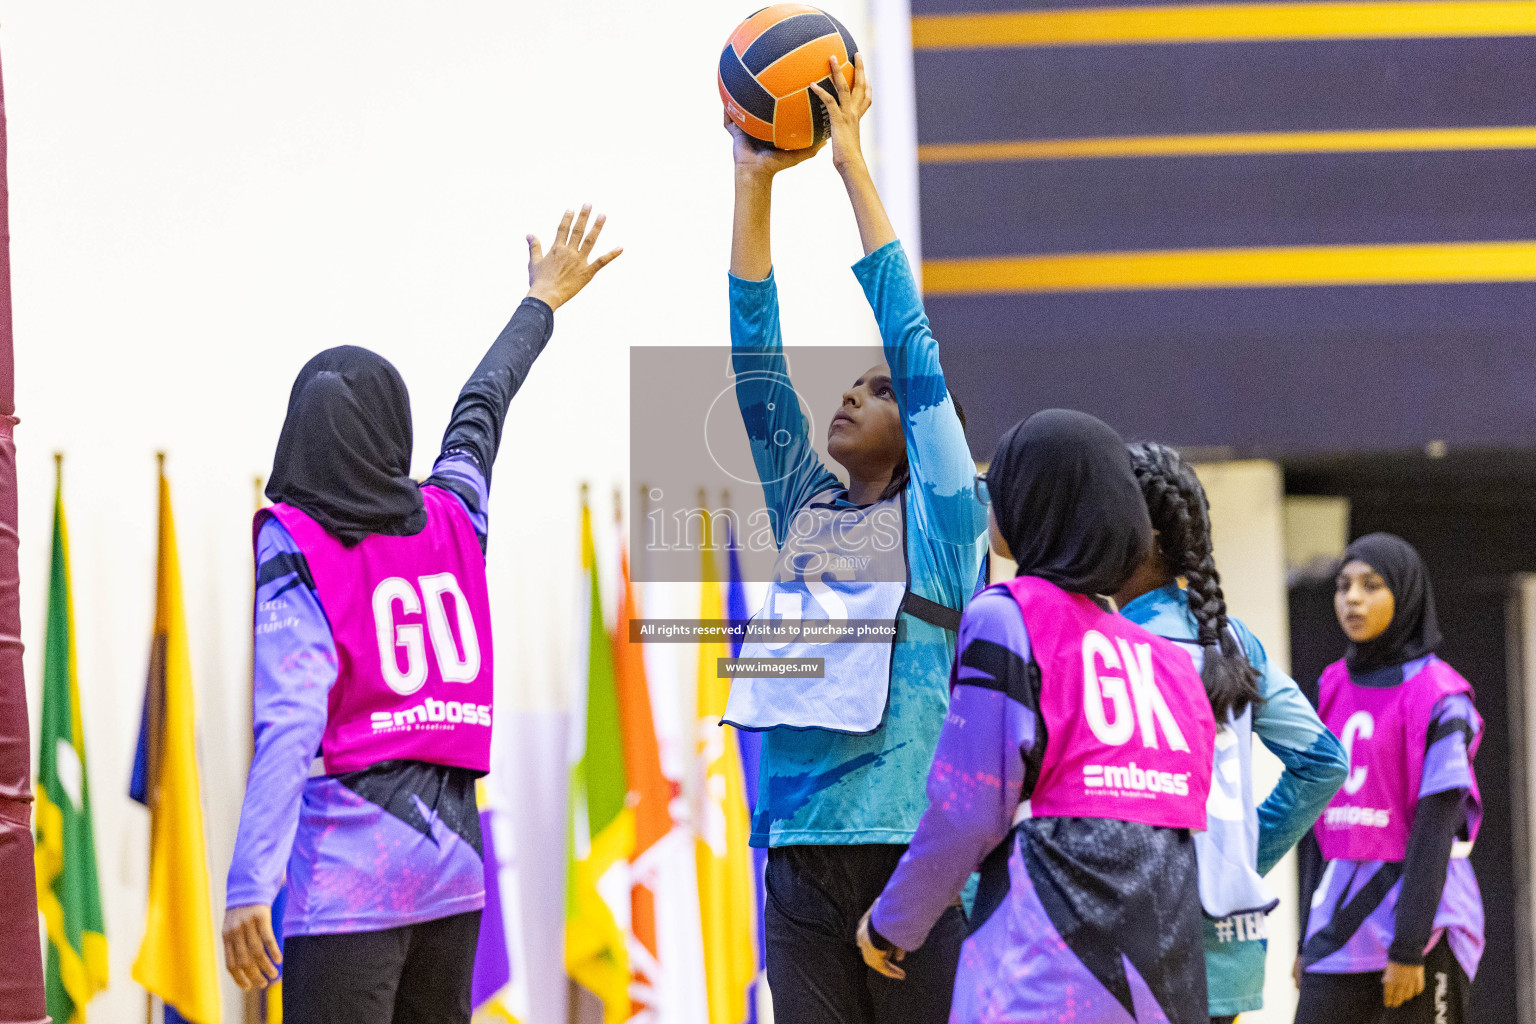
[719,5,859,151]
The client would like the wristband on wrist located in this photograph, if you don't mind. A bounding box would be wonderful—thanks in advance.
[867,916,899,955]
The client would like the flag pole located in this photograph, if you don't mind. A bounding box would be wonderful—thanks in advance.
[244,476,264,1024]
[147,452,164,1024]
[0,41,49,1016]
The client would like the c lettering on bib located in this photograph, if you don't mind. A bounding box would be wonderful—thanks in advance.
[373,573,482,695]
[1341,710,1375,795]
[1082,630,1190,751]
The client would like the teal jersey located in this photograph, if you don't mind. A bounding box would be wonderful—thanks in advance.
[729,240,988,847]
[1121,583,1348,1016]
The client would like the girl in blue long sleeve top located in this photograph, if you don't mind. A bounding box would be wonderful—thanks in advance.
[1114,442,1348,1023]
[721,55,987,1024]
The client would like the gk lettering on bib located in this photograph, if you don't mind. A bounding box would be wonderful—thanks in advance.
[1314,655,1480,861]
[1005,576,1214,829]
[260,486,494,775]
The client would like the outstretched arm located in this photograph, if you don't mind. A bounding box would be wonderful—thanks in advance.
[812,57,985,553]
[810,53,896,257]
[437,207,622,481]
[728,119,841,536]
[728,115,823,281]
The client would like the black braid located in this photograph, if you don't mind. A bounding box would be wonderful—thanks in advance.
[1125,442,1263,721]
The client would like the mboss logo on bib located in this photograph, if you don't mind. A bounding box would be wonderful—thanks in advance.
[371,698,491,732]
[1083,761,1191,796]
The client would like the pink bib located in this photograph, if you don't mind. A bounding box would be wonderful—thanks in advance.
[261,486,494,775]
[1005,576,1214,830]
[1315,656,1479,861]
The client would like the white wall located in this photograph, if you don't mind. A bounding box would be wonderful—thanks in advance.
[2,2,879,1018]
[1196,460,1298,1024]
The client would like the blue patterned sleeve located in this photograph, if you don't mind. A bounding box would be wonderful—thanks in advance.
[1239,624,1349,875]
[730,270,844,546]
[850,242,988,549]
[871,588,1036,950]
[225,518,339,908]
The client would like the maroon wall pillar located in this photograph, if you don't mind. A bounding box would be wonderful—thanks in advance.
[0,45,50,1024]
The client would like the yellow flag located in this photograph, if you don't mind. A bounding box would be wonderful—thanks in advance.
[132,458,221,1024]
[695,514,757,1024]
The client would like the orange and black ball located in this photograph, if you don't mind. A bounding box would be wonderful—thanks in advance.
[719,5,859,151]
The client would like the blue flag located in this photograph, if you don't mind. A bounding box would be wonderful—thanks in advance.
[726,527,767,1019]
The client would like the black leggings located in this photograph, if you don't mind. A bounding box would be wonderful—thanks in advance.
[282,910,481,1024]
[1295,939,1471,1024]
[764,844,964,1024]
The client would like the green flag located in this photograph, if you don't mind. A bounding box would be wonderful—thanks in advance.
[564,494,632,1024]
[34,457,108,1023]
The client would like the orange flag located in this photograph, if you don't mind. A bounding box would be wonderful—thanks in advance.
[614,501,677,1011]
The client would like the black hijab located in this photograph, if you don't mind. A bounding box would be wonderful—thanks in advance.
[266,346,426,546]
[1341,532,1442,672]
[989,409,1153,596]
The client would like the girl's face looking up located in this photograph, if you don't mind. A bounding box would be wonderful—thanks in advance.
[828,363,904,480]
[1335,558,1396,643]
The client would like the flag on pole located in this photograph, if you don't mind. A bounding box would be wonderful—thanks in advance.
[471,779,516,1020]
[34,455,108,1024]
[130,455,221,1024]
[565,490,634,1024]
[614,498,677,1021]
[260,890,285,1024]
[244,475,284,1024]
[695,509,757,1024]
[723,524,766,1021]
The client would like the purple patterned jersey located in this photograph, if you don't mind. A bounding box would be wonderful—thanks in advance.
[873,586,1208,1023]
[226,455,490,936]
[1303,681,1484,978]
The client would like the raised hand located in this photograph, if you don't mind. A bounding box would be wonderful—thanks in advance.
[808,52,872,176]
[726,112,824,180]
[527,205,623,310]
